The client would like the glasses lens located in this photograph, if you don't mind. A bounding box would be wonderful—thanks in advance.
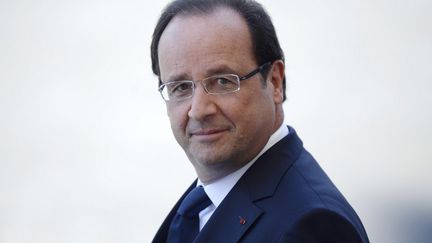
[204,74,239,94]
[161,81,194,101]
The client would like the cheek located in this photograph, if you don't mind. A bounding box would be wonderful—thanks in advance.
[167,105,189,134]
[235,90,275,123]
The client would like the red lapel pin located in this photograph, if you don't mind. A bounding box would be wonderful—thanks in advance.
[239,216,246,225]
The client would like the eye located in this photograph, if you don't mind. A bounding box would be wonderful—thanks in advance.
[215,77,236,86]
[205,75,239,93]
[171,82,193,93]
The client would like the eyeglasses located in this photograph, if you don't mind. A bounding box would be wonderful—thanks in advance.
[158,62,272,102]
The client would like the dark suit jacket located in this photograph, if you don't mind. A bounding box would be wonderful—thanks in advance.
[153,127,369,242]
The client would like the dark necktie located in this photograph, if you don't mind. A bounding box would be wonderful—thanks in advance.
[167,186,212,243]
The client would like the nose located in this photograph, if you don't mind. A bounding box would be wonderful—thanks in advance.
[187,83,218,121]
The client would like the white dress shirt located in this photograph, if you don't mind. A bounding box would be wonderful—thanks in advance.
[197,124,289,230]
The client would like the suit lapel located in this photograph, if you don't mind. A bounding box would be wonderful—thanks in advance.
[195,127,304,242]
[244,127,303,201]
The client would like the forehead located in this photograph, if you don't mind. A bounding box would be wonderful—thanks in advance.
[157,8,256,81]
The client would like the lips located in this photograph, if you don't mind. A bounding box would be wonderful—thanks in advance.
[191,128,227,136]
[188,127,229,142]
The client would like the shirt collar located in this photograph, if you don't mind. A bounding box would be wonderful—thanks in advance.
[197,124,289,207]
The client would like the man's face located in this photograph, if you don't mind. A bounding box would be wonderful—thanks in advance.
[157,8,283,183]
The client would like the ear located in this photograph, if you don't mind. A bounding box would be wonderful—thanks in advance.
[269,60,285,104]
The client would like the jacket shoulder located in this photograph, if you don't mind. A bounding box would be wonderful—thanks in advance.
[278,208,369,243]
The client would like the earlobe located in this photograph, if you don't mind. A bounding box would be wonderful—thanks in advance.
[270,60,285,104]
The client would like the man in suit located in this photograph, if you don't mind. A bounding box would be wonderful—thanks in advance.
[150,0,369,242]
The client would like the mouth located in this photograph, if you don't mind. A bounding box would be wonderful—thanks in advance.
[190,128,228,142]
[192,128,226,135]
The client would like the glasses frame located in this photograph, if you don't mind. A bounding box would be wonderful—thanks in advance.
[158,61,272,102]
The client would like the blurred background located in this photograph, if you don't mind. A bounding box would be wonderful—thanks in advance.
[1,0,431,242]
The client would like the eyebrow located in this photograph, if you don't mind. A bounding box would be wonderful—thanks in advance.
[163,73,191,83]
[162,64,239,83]
[204,65,239,77]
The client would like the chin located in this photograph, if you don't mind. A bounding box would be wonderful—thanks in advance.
[190,152,230,169]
